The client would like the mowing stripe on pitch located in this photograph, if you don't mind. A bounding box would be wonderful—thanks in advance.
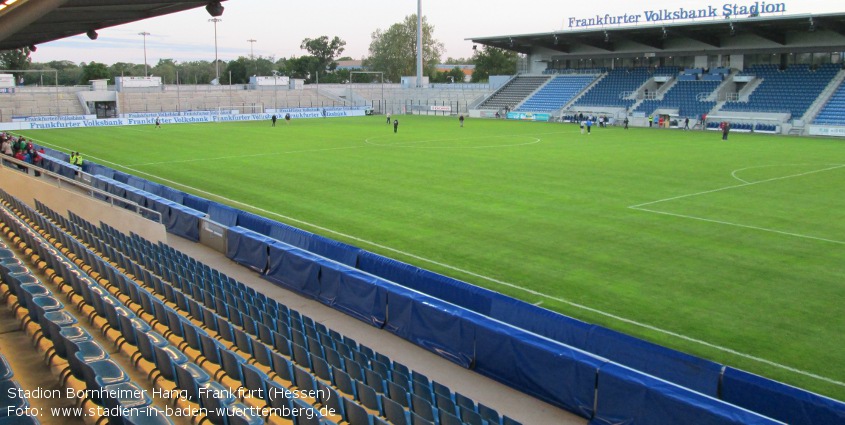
[27,136,845,389]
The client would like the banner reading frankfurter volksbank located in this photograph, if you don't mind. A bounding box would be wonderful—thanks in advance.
[568,1,787,28]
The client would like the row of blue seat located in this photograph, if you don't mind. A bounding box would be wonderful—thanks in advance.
[0,207,165,425]
[30,198,519,425]
[0,332,37,425]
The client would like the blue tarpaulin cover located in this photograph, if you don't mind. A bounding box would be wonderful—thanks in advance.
[226,226,271,272]
[720,367,845,425]
[590,363,785,425]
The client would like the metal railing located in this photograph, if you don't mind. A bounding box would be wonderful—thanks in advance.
[1,155,161,223]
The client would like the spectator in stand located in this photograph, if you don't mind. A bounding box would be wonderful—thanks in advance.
[13,149,26,171]
[1,137,12,156]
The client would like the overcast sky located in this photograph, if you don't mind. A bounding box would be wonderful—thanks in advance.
[28,0,844,66]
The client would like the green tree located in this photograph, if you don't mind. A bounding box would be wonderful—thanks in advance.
[41,60,81,85]
[79,61,110,83]
[109,62,137,78]
[0,47,32,81]
[365,14,443,82]
[152,59,178,84]
[177,60,214,84]
[284,55,321,82]
[300,35,346,83]
[447,66,466,83]
[471,46,517,82]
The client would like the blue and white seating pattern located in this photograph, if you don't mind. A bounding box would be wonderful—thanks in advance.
[515,75,596,112]
[814,80,845,126]
[722,64,840,119]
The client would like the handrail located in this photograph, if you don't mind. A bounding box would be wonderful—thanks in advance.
[0,155,162,223]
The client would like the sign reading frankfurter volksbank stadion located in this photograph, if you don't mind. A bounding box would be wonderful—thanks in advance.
[568,2,787,28]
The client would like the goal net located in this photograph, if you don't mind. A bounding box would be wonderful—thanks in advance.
[216,104,263,121]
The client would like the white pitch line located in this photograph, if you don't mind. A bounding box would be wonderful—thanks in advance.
[629,164,845,209]
[25,135,845,388]
[631,206,845,245]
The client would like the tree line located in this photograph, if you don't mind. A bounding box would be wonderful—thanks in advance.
[0,15,517,86]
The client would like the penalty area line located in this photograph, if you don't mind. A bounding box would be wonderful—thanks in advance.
[24,134,845,388]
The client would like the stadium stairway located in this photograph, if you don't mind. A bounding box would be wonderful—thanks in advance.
[0,189,577,425]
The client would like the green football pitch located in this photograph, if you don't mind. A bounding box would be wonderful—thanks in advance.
[16,115,845,401]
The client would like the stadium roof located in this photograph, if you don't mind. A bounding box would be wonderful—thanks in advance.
[0,0,227,52]
[467,13,845,59]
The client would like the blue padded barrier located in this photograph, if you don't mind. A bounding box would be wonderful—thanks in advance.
[226,227,271,273]
[591,363,785,425]
[317,263,387,328]
[383,284,475,368]
[143,180,165,197]
[126,176,147,190]
[267,221,318,252]
[585,326,722,396]
[357,251,491,314]
[264,241,322,298]
[123,186,149,209]
[41,157,76,179]
[165,204,204,242]
[487,295,593,349]
[237,212,277,236]
[183,194,211,214]
[474,320,605,418]
[159,186,185,205]
[307,234,360,267]
[269,222,361,271]
[112,171,130,184]
[207,202,239,227]
[720,367,845,425]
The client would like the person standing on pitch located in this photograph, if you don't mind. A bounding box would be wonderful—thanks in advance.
[623,116,629,130]
[271,114,277,127]
[393,119,399,133]
[386,112,391,124]
[155,117,161,129]
[459,114,465,127]
[586,118,593,135]
[721,121,731,140]
[684,117,690,130]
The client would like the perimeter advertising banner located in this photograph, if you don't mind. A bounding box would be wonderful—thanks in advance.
[507,112,551,122]
[0,107,368,131]
[808,126,845,137]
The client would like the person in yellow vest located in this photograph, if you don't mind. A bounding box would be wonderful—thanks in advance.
[69,152,78,165]
[74,153,84,167]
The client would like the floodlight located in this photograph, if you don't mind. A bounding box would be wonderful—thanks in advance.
[206,1,224,17]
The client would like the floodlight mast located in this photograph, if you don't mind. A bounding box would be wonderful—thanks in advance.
[416,0,423,88]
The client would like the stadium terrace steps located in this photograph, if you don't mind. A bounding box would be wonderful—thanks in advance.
[477,75,550,111]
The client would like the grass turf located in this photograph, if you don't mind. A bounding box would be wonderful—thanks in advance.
[17,115,845,401]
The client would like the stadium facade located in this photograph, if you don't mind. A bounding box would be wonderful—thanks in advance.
[468,10,845,136]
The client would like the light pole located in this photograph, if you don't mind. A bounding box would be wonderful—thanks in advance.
[138,32,150,77]
[247,39,256,60]
[209,18,222,82]
[416,0,423,88]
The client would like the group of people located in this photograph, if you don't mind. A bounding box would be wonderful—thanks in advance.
[1,132,44,170]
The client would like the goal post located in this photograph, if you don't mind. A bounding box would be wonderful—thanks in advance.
[216,104,263,122]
